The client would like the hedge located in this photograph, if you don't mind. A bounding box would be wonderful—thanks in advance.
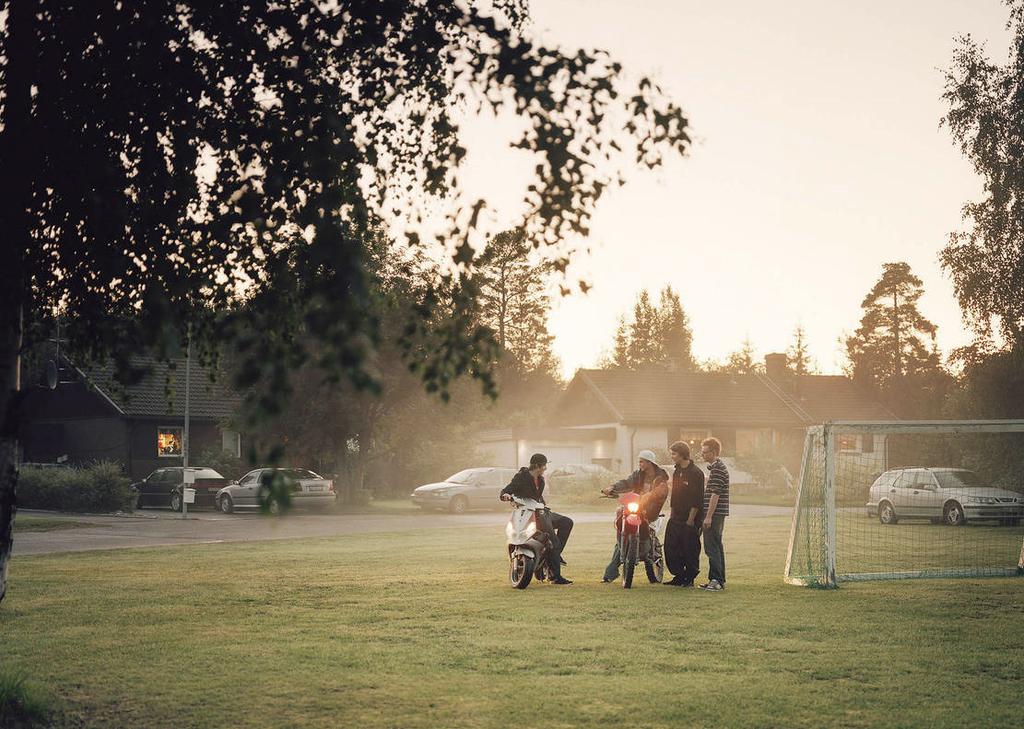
[17,461,134,513]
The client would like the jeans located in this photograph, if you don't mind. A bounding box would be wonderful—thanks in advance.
[548,511,573,556]
[665,518,701,584]
[702,513,726,584]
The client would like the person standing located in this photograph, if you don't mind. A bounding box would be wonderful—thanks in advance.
[699,437,729,591]
[500,453,573,584]
[663,441,705,587]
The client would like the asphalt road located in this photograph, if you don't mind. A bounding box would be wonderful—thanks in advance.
[13,504,793,556]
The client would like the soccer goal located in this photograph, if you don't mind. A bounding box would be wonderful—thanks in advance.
[784,420,1024,587]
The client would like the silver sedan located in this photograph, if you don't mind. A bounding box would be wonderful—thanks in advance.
[867,468,1023,526]
[216,468,337,515]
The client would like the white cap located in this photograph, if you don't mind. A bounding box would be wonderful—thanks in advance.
[637,449,658,465]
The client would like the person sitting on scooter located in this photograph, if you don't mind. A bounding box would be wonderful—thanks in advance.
[600,449,669,583]
[500,453,573,585]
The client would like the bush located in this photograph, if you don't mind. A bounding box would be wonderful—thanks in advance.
[196,446,247,481]
[17,461,133,513]
[0,669,51,727]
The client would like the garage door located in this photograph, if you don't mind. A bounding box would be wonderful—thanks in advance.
[541,447,584,469]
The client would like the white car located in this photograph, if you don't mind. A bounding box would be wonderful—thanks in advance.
[411,467,518,514]
[866,468,1023,526]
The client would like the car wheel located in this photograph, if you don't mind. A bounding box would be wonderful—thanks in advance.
[219,494,234,514]
[944,502,965,526]
[449,495,469,515]
[169,491,182,512]
[878,501,898,525]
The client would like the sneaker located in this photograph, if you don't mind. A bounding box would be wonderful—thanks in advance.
[700,579,724,591]
[551,577,573,585]
[664,577,685,587]
[600,577,613,583]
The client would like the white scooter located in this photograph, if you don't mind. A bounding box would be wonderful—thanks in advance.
[504,495,554,589]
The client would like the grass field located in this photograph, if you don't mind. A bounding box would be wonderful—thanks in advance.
[12,515,94,533]
[1,515,1022,728]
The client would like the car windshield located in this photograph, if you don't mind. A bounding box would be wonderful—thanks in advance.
[282,469,322,480]
[933,470,985,489]
[446,470,476,484]
[188,468,224,480]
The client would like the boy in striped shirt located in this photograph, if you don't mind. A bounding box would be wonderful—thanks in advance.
[699,437,729,591]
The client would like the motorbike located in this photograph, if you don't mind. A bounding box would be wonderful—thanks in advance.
[504,495,556,589]
[602,490,666,588]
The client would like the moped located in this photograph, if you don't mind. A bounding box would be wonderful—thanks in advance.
[504,495,555,589]
[602,490,666,588]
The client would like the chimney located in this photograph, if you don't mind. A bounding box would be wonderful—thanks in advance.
[764,352,789,385]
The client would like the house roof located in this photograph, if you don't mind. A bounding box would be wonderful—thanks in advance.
[555,368,892,427]
[80,355,240,419]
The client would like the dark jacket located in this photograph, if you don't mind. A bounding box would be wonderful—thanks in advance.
[609,467,669,522]
[670,461,705,523]
[500,467,546,503]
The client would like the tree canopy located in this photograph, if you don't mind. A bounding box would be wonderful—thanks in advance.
[604,285,694,370]
[941,0,1024,350]
[0,1,691,604]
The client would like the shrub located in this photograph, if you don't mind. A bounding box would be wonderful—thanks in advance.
[196,446,246,481]
[17,461,133,513]
[0,669,51,727]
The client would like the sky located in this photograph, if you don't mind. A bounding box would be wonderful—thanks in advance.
[450,0,1014,379]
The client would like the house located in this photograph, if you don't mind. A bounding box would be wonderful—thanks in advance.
[476,354,894,476]
[20,355,243,480]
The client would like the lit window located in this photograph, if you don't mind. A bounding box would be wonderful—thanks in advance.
[157,427,183,457]
[837,434,858,452]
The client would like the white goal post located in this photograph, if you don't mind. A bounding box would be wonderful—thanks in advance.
[784,420,1024,588]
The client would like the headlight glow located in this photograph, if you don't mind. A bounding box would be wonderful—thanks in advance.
[627,502,639,513]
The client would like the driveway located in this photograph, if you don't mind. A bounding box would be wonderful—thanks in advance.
[13,504,792,556]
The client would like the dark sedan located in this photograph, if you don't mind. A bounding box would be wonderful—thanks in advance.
[132,467,231,511]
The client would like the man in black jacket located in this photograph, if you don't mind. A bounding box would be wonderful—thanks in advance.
[500,453,573,584]
[663,440,705,587]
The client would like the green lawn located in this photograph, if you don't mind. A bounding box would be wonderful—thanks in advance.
[12,515,94,533]
[1,515,1022,728]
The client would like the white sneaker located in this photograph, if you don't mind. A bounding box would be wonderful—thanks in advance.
[700,579,724,591]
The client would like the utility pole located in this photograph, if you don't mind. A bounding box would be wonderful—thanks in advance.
[182,333,191,519]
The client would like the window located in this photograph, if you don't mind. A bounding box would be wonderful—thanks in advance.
[836,434,858,452]
[736,429,771,457]
[157,427,183,457]
[222,429,241,458]
[678,430,708,454]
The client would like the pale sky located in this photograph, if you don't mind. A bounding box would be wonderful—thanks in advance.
[451,1,1014,379]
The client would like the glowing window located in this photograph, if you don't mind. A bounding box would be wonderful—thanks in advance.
[157,427,183,457]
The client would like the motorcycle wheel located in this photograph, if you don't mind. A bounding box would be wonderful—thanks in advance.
[510,554,535,589]
[622,534,638,589]
[647,535,665,583]
[646,558,664,584]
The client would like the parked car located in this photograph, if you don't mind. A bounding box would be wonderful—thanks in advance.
[411,467,518,514]
[216,468,336,515]
[866,467,1023,526]
[132,467,231,511]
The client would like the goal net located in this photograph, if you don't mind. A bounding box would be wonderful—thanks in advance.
[785,421,1024,587]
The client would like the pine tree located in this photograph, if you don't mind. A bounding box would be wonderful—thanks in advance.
[611,316,630,369]
[845,262,948,414]
[787,324,813,376]
[476,229,560,377]
[724,336,760,374]
[657,285,695,371]
[627,290,662,367]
